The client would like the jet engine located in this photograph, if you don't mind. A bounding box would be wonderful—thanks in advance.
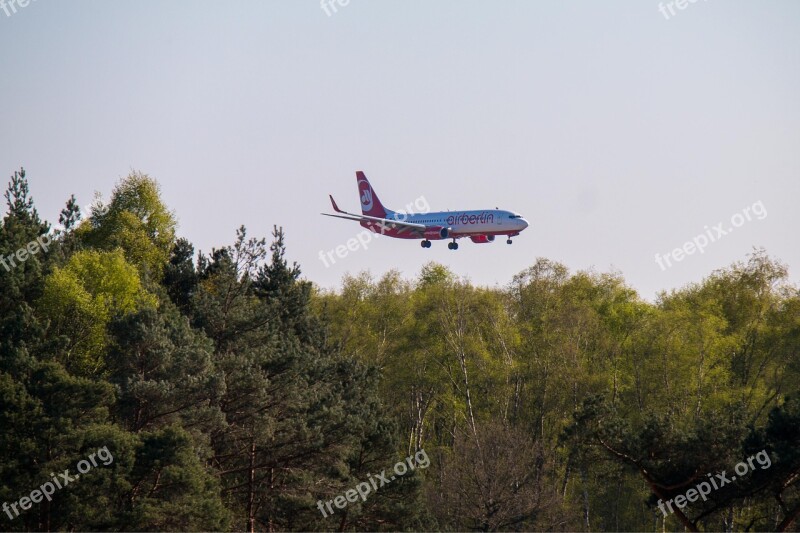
[423,226,450,240]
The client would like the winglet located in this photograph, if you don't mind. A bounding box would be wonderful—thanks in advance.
[329,194,344,213]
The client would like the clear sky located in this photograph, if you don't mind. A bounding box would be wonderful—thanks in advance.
[1,0,798,299]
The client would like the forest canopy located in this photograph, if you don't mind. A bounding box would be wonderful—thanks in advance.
[1,168,798,532]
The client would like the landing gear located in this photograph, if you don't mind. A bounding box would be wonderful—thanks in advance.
[448,240,459,250]
[421,240,432,248]
[507,239,513,245]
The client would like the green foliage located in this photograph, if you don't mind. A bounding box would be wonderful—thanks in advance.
[118,426,231,531]
[162,238,198,312]
[2,167,799,532]
[77,171,176,279]
[0,168,51,369]
[107,305,225,439]
[38,249,156,375]
[315,253,800,531]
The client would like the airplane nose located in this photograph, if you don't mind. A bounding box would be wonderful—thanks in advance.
[519,218,529,230]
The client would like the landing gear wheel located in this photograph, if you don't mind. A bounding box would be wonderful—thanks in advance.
[507,239,513,244]
[421,240,431,248]
[448,240,459,250]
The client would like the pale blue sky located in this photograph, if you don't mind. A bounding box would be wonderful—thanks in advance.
[1,0,798,299]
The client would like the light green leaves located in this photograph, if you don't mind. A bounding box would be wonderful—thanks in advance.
[39,249,156,376]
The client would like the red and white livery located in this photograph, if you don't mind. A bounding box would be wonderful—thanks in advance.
[322,171,529,250]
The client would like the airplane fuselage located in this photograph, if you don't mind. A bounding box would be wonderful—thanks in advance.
[363,209,528,239]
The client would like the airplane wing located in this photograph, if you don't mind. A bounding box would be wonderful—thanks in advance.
[322,195,428,234]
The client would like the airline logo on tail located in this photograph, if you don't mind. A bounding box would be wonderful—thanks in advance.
[356,171,388,217]
[359,181,373,211]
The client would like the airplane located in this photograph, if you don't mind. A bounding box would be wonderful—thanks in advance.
[322,171,529,250]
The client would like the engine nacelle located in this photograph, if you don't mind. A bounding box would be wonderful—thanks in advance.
[470,235,495,244]
[424,226,450,240]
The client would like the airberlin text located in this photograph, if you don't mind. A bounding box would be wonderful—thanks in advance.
[447,212,493,226]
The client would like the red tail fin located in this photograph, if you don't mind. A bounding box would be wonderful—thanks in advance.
[356,171,390,217]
